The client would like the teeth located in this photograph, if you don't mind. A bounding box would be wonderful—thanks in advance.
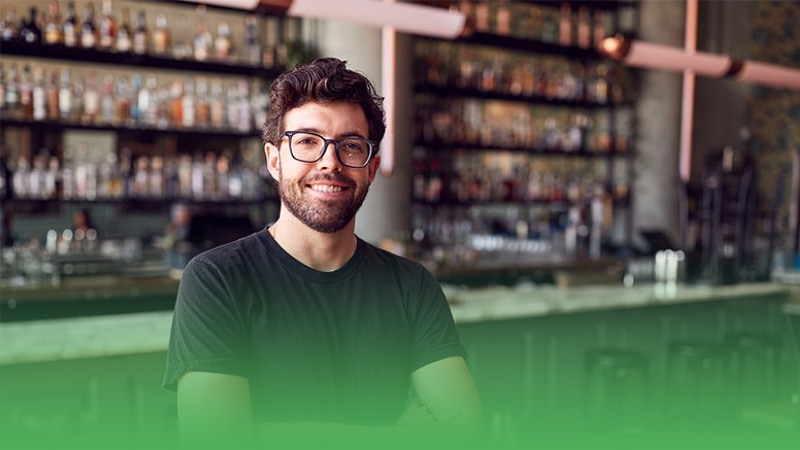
[310,184,344,193]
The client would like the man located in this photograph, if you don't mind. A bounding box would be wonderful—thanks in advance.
[163,58,483,449]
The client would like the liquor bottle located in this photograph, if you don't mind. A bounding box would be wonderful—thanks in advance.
[82,70,99,124]
[71,75,84,123]
[128,73,142,123]
[19,64,33,120]
[558,3,572,47]
[20,6,43,43]
[100,74,115,124]
[45,156,61,199]
[149,156,164,198]
[473,2,489,33]
[226,84,239,130]
[141,75,158,126]
[593,10,606,48]
[80,2,97,49]
[169,80,183,127]
[115,76,130,125]
[194,77,210,128]
[96,151,112,198]
[132,155,149,198]
[177,154,192,198]
[151,14,169,55]
[44,1,63,44]
[576,6,590,49]
[244,15,261,66]
[227,158,243,199]
[202,152,217,198]
[47,69,59,120]
[591,63,609,104]
[62,1,78,47]
[192,5,212,61]
[191,152,204,199]
[1,7,17,41]
[495,0,510,36]
[30,153,49,199]
[235,80,251,132]
[58,68,72,120]
[13,156,30,198]
[216,154,230,199]
[182,79,195,128]
[214,22,232,62]
[262,16,278,67]
[209,78,225,129]
[132,10,147,55]
[98,0,117,51]
[0,63,6,113]
[32,66,48,121]
[116,7,132,52]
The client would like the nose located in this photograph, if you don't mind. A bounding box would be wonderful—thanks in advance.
[317,141,343,171]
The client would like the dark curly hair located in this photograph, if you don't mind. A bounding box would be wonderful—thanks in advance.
[262,58,386,152]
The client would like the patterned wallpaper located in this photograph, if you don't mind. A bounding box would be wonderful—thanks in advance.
[747,1,800,242]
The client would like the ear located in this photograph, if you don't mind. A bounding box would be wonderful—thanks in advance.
[367,154,381,184]
[264,143,281,181]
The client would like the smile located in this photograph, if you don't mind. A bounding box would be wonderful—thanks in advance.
[308,184,346,193]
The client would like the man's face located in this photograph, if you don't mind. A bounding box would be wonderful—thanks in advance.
[265,101,381,233]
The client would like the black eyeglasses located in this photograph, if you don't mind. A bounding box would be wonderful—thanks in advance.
[282,131,376,169]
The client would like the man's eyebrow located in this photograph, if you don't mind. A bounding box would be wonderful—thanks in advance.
[293,127,368,139]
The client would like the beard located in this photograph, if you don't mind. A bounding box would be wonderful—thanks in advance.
[278,170,370,233]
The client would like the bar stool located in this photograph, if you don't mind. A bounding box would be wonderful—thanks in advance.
[724,332,784,408]
[584,348,650,433]
[663,340,730,423]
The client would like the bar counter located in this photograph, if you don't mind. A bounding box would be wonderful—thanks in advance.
[1,279,797,448]
[1,280,792,365]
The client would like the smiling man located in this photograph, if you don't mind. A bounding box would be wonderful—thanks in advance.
[162,58,483,449]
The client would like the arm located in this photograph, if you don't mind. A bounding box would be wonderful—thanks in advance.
[177,371,254,449]
[258,357,485,449]
[178,360,484,449]
[406,355,483,428]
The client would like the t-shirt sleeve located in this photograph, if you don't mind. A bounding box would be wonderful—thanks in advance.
[162,255,251,391]
[409,268,466,371]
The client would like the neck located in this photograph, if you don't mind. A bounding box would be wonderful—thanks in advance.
[269,217,357,272]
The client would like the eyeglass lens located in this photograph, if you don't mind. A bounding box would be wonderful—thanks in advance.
[287,132,372,167]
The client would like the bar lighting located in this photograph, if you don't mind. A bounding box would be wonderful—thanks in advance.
[179,0,467,39]
[598,34,800,91]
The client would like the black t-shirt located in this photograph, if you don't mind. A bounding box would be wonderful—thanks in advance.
[162,228,465,425]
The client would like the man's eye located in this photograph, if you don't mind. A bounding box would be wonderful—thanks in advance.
[296,137,320,146]
[342,141,366,152]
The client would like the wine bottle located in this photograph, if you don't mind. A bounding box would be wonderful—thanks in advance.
[44,1,63,44]
[80,2,97,49]
[98,0,117,51]
[132,10,147,54]
[62,1,78,47]
[19,6,43,43]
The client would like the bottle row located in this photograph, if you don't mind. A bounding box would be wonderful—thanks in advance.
[415,39,634,105]
[410,198,611,266]
[0,62,267,133]
[449,0,619,48]
[415,96,633,154]
[412,152,629,206]
[2,0,294,68]
[2,149,271,202]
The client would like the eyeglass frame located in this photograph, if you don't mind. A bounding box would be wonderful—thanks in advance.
[280,130,377,169]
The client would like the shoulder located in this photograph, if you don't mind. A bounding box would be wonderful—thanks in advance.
[183,230,268,280]
[359,239,430,272]
[357,239,440,287]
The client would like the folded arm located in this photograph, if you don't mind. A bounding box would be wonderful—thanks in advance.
[177,356,483,449]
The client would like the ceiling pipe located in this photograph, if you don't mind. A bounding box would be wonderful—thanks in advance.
[598,34,800,90]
